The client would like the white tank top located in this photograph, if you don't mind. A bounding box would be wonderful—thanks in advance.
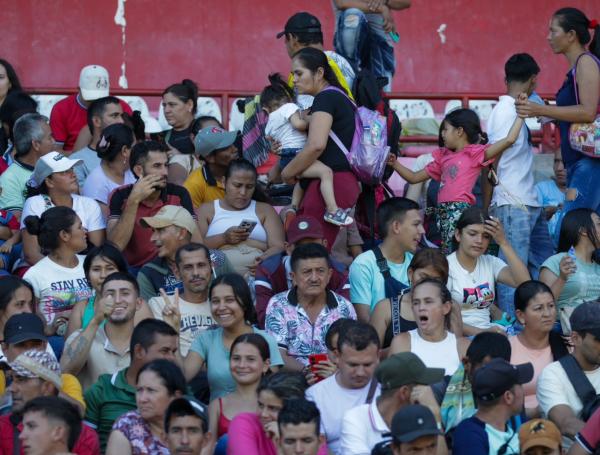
[206,199,267,243]
[408,329,460,376]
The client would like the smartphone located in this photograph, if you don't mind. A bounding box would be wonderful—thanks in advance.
[309,353,328,381]
[239,219,258,233]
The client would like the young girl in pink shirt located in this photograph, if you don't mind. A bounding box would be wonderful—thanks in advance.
[391,106,525,254]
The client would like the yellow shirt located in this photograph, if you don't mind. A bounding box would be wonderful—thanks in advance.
[0,372,85,409]
[287,55,354,101]
[184,165,225,209]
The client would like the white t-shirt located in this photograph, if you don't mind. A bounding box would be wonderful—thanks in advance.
[265,103,306,150]
[488,95,539,208]
[20,194,106,232]
[341,400,389,455]
[306,374,381,455]
[147,295,214,356]
[447,252,507,329]
[537,360,600,418]
[82,166,136,205]
[23,255,93,326]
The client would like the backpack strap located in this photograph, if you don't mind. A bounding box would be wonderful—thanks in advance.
[373,245,392,281]
[571,52,600,105]
[365,377,379,404]
[559,354,598,406]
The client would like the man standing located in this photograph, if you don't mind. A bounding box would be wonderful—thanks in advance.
[83,318,178,452]
[453,358,534,455]
[19,397,84,455]
[0,113,55,218]
[255,215,350,328]
[341,352,445,454]
[333,0,411,91]
[165,397,212,455]
[183,127,239,209]
[266,243,356,370]
[70,96,125,187]
[49,65,131,153]
[148,243,215,356]
[107,140,197,270]
[61,272,142,390]
[0,350,99,454]
[349,197,423,321]
[305,321,379,454]
[488,53,553,315]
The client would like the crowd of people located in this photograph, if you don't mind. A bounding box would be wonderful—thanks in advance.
[0,3,599,455]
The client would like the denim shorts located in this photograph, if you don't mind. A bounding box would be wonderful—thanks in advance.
[279,147,301,170]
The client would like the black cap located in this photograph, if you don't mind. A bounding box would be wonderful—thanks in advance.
[570,301,600,338]
[2,313,47,345]
[375,353,445,391]
[276,12,322,39]
[164,397,208,433]
[472,358,534,402]
[390,404,441,443]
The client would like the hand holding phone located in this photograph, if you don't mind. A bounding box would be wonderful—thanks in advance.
[239,219,258,234]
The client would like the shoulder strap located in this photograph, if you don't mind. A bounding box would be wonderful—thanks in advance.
[571,52,600,105]
[558,354,598,404]
[373,246,392,280]
[365,377,378,404]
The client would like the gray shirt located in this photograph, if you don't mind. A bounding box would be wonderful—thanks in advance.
[71,146,101,189]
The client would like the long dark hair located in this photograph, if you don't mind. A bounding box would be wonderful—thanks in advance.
[514,280,569,360]
[439,108,488,148]
[209,273,257,325]
[0,276,33,316]
[0,59,22,94]
[554,7,600,59]
[557,208,600,262]
[292,47,349,96]
[24,206,79,252]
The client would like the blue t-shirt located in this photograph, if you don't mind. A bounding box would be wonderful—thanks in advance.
[189,326,283,400]
[453,416,519,455]
[349,249,412,311]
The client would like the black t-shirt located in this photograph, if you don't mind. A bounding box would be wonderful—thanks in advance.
[310,89,355,172]
[166,126,194,155]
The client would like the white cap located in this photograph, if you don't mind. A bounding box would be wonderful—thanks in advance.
[79,65,110,101]
[30,152,82,188]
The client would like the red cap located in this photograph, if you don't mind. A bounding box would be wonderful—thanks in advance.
[286,216,324,244]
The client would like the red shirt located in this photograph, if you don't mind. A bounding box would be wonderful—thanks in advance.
[49,94,132,152]
[0,414,100,455]
[108,183,196,268]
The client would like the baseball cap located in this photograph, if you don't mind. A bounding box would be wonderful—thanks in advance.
[472,358,533,402]
[164,397,208,433]
[286,216,324,244]
[570,301,600,338]
[276,12,322,39]
[2,313,47,345]
[140,205,197,235]
[390,404,441,443]
[79,65,110,101]
[194,126,237,158]
[376,353,445,391]
[9,349,62,389]
[29,152,82,188]
[519,419,561,453]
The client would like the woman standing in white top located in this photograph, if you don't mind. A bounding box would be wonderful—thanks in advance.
[197,159,284,275]
[447,206,530,336]
[82,123,137,217]
[21,152,105,266]
[23,206,93,343]
[390,278,470,376]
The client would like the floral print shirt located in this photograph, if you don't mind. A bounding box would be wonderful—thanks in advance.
[112,410,169,455]
[265,287,356,365]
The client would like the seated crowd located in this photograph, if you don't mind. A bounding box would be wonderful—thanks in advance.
[0,5,600,455]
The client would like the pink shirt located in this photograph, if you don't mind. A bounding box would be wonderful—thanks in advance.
[509,335,553,410]
[227,413,328,455]
[425,144,492,204]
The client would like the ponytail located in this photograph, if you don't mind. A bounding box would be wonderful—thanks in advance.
[554,8,600,59]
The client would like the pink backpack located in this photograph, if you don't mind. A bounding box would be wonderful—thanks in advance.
[325,87,391,185]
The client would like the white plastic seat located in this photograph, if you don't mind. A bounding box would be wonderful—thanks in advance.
[444,99,497,122]
[389,99,435,121]
[228,97,247,132]
[116,95,151,119]
[31,94,68,118]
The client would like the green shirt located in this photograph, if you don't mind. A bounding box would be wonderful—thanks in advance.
[0,159,34,211]
[84,367,136,452]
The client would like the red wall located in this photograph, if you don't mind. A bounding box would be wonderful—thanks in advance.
[3,0,598,95]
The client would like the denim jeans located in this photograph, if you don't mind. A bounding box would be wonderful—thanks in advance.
[491,205,554,316]
[333,8,395,91]
[552,157,600,240]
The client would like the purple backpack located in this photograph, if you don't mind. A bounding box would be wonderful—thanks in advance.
[325,87,390,185]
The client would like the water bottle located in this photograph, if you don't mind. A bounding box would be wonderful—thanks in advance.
[568,246,577,272]
[362,125,371,144]
[371,120,382,146]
